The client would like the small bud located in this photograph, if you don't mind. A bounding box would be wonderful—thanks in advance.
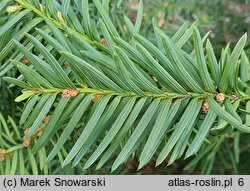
[216,93,226,103]
[37,130,43,137]
[22,58,29,65]
[202,100,210,113]
[39,3,44,13]
[23,139,30,147]
[100,38,107,46]
[62,89,70,98]
[62,89,79,98]
[57,11,66,24]
[69,90,79,97]
[0,157,5,162]
[0,149,6,155]
[6,5,22,13]
[23,135,31,141]
[23,129,31,146]
[24,129,29,136]
[92,94,102,102]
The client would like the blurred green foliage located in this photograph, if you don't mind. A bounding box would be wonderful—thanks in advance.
[117,0,250,55]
